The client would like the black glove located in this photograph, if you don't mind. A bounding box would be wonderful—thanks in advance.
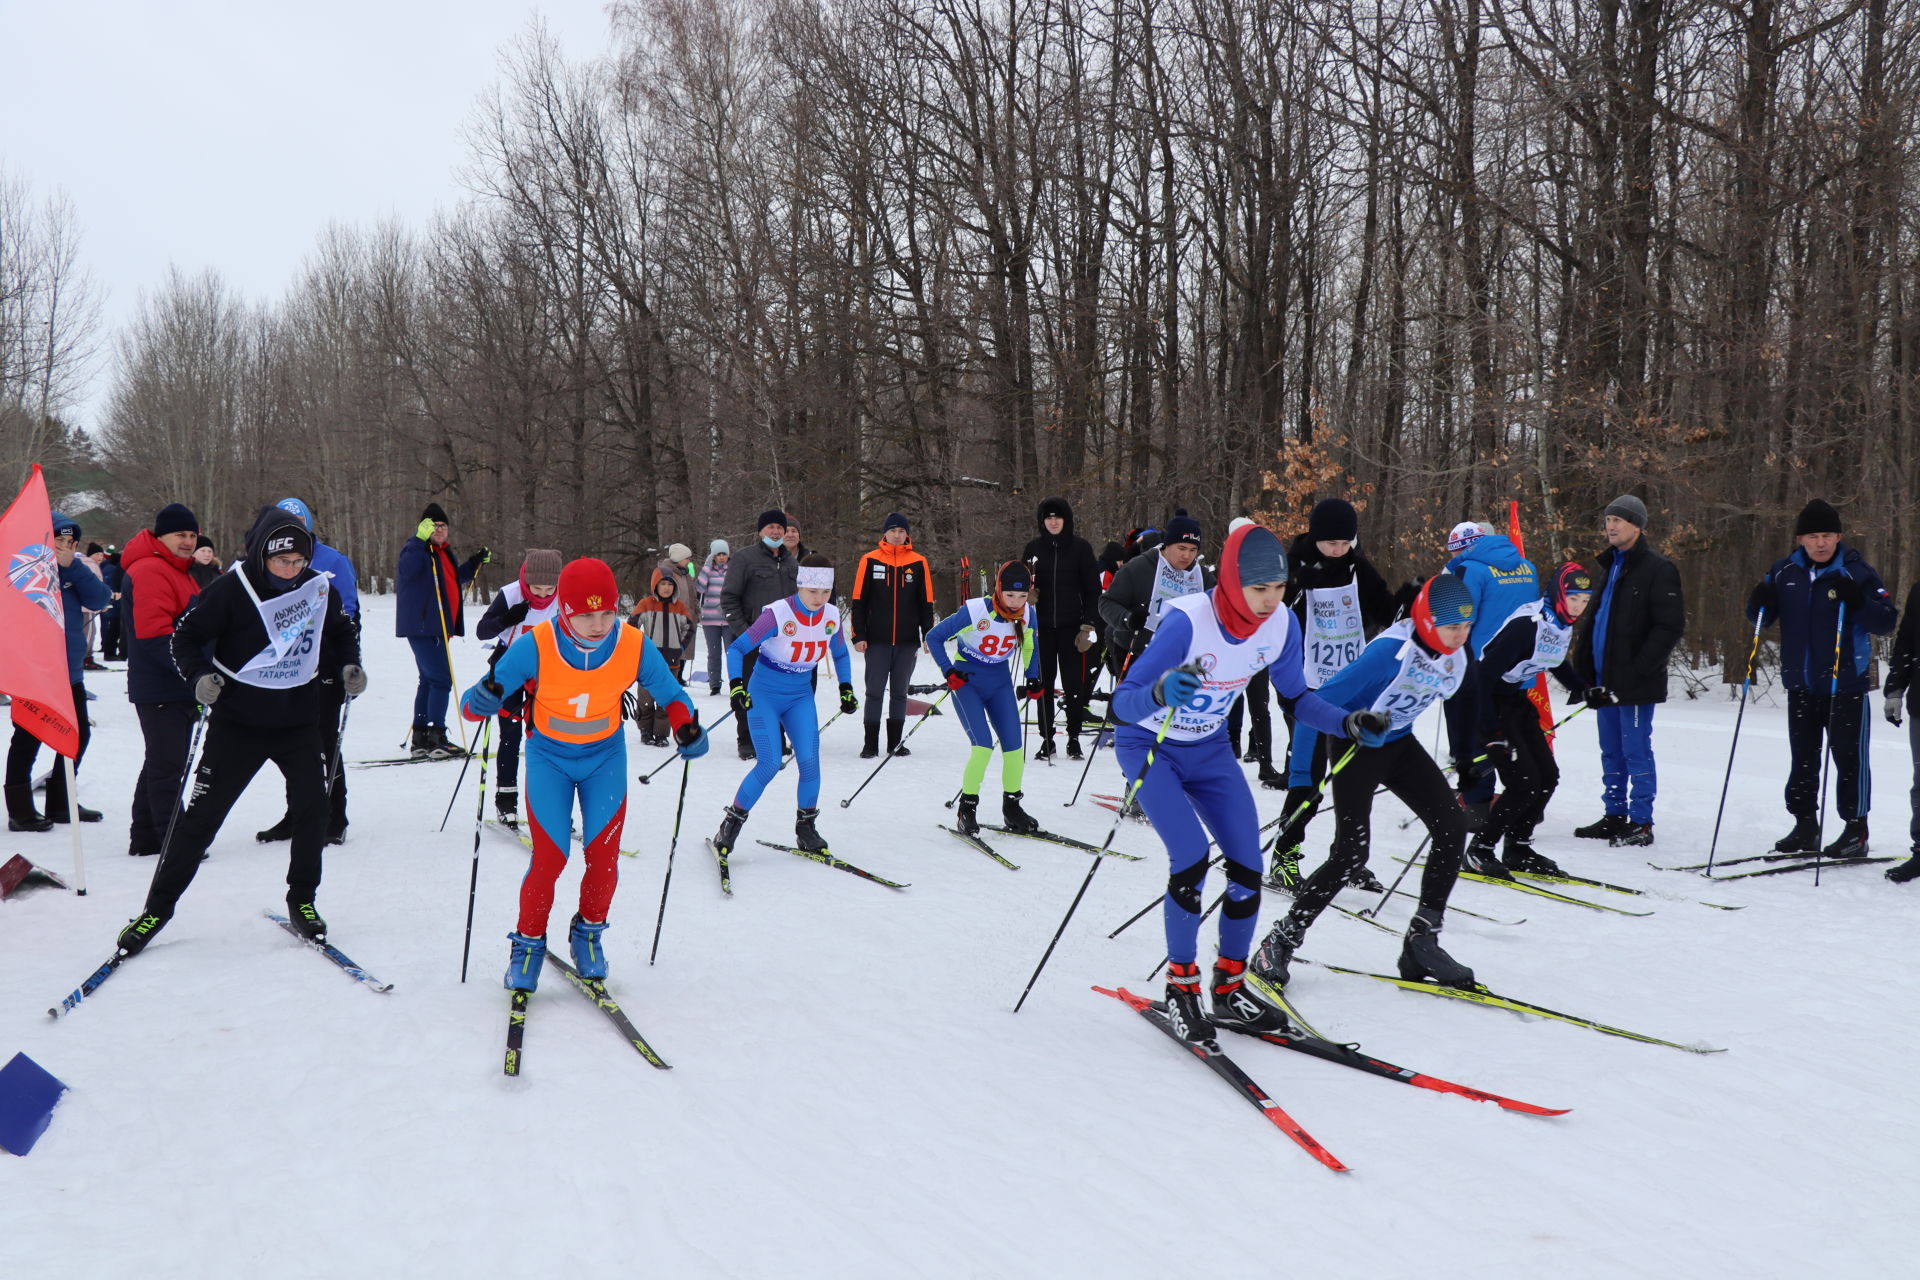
[1482,738,1512,770]
[502,601,529,628]
[729,677,751,714]
[1583,686,1618,708]
[1747,580,1776,618]
[474,546,493,566]
[1342,709,1390,746]
[1831,574,1864,608]
[1023,678,1044,701]
[674,714,703,748]
[1454,755,1483,788]
[839,683,859,715]
[622,689,640,722]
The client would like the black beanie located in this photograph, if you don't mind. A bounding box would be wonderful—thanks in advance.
[1165,508,1202,547]
[756,508,789,532]
[421,502,449,524]
[1793,499,1842,537]
[1307,498,1359,543]
[153,503,199,536]
[883,511,910,534]
[997,561,1033,594]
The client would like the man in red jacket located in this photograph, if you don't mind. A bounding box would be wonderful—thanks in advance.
[121,503,203,857]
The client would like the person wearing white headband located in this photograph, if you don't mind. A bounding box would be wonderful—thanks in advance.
[711,554,859,861]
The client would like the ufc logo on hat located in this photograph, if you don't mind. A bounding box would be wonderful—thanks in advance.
[268,536,296,555]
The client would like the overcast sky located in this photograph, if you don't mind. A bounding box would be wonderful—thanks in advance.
[0,0,614,432]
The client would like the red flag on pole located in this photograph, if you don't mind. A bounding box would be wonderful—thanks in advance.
[2,466,80,759]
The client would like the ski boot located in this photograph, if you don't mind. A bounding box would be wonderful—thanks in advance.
[1256,761,1286,790]
[1002,790,1041,835]
[46,800,102,823]
[409,725,434,760]
[1398,907,1475,989]
[713,804,747,853]
[1034,738,1057,761]
[115,909,171,957]
[505,932,546,991]
[568,913,610,980]
[285,899,327,942]
[1461,835,1514,880]
[1887,851,1920,883]
[1822,818,1869,859]
[956,794,981,837]
[886,719,911,756]
[1574,813,1630,840]
[256,815,294,843]
[325,823,347,847]
[738,741,756,761]
[1065,738,1084,761]
[1209,957,1293,1034]
[1773,815,1821,854]
[1609,823,1654,848]
[495,786,519,829]
[795,807,829,855]
[1163,961,1212,1043]
[860,722,881,760]
[1264,842,1303,892]
[1343,862,1386,893]
[1502,838,1564,877]
[1250,914,1304,988]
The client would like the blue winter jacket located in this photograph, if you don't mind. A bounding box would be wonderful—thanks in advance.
[56,559,112,683]
[312,542,360,618]
[1745,544,1897,694]
[1446,534,1538,657]
[394,535,480,638]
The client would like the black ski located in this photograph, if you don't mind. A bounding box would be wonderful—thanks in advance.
[753,840,909,889]
[505,989,529,1076]
[1705,855,1896,881]
[706,838,733,896]
[48,951,129,1018]
[350,755,459,769]
[544,953,670,1068]
[940,824,1019,870]
[982,825,1143,861]
[264,912,393,991]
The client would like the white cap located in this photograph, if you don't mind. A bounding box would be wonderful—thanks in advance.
[1446,521,1487,554]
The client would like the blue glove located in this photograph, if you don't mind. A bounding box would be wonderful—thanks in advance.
[674,716,709,761]
[1153,664,1205,710]
[466,679,504,719]
[1342,709,1390,747]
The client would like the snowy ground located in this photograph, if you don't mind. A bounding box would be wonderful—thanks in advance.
[7,595,1920,1278]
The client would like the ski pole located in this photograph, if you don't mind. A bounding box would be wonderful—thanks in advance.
[1814,601,1847,888]
[432,561,470,753]
[139,706,209,905]
[648,758,693,965]
[1361,831,1432,919]
[458,716,494,983]
[1013,665,1191,1013]
[1265,743,1360,857]
[1704,613,1766,877]
[839,688,953,809]
[639,706,735,783]
[1065,660,1118,807]
[438,681,499,833]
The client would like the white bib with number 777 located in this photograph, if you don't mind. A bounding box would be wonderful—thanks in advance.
[225,571,328,689]
[1364,619,1465,730]
[1303,583,1366,687]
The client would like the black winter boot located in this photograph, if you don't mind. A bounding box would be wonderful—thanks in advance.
[1002,790,1040,835]
[5,784,52,833]
[887,719,910,756]
[795,807,829,855]
[256,815,294,843]
[1399,907,1475,989]
[860,722,880,759]
[1574,813,1630,840]
[1773,815,1821,853]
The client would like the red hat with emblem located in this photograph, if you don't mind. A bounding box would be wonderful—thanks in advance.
[556,557,618,618]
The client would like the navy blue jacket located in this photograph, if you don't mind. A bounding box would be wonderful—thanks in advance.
[1746,544,1897,694]
[56,559,113,682]
[394,535,480,639]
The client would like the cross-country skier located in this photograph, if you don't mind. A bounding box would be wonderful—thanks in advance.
[711,554,856,859]
[1442,519,1538,830]
[1460,563,1600,878]
[1252,573,1478,992]
[114,505,364,955]
[460,557,707,991]
[472,549,563,826]
[925,561,1044,837]
[1109,522,1367,1041]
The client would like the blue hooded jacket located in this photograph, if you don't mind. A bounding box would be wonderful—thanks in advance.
[1445,533,1538,657]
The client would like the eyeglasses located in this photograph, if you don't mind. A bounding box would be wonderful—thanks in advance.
[267,555,309,571]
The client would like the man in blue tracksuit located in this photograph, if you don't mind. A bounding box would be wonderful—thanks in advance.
[926,561,1045,837]
[1112,523,1363,1041]
[1745,499,1897,859]
[711,554,858,858]
[395,502,489,758]
[1442,521,1538,819]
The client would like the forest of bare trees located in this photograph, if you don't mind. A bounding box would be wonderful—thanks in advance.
[16,0,1920,668]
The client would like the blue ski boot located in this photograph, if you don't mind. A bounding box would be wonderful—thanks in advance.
[568,913,610,980]
[505,932,546,991]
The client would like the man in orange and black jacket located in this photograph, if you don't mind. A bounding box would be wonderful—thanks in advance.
[851,512,936,758]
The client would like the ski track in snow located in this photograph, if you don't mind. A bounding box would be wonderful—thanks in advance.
[6,596,1920,1277]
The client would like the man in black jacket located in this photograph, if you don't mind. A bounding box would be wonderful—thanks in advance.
[851,512,935,758]
[721,508,799,759]
[1883,579,1920,881]
[1023,496,1102,759]
[114,505,364,956]
[1570,495,1685,847]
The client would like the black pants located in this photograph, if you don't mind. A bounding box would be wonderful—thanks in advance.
[1036,624,1094,741]
[1242,668,1272,763]
[862,641,918,725]
[1483,699,1558,845]
[5,680,90,814]
[130,701,198,855]
[496,690,526,790]
[102,612,124,661]
[147,718,330,912]
[276,679,348,832]
[1288,734,1468,930]
[1786,689,1870,822]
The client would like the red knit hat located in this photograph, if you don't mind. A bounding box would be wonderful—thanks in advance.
[556,557,618,619]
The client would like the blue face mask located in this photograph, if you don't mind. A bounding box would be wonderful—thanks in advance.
[762,535,784,550]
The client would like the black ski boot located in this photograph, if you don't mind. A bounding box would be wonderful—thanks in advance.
[1256,761,1286,790]
[495,786,519,828]
[1251,914,1304,988]
[956,794,981,836]
[116,909,170,956]
[1887,851,1920,883]
[409,725,434,760]
[1209,957,1293,1034]
[1503,838,1564,877]
[45,798,101,823]
[1034,738,1057,761]
[860,722,880,760]
[1574,813,1630,840]
[713,804,747,853]
[1399,907,1475,989]
[285,899,328,943]
[795,807,829,855]
[1462,835,1514,880]
[1773,815,1821,854]
[1065,738,1083,760]
[5,784,52,833]
[886,719,911,756]
[1609,822,1654,848]
[1163,961,1212,1043]
[1821,818,1869,859]
[255,815,294,843]
[1265,842,1303,892]
[1343,862,1386,893]
[1002,790,1040,835]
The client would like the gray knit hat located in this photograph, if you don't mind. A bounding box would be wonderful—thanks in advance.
[521,548,564,590]
[1604,494,1648,529]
